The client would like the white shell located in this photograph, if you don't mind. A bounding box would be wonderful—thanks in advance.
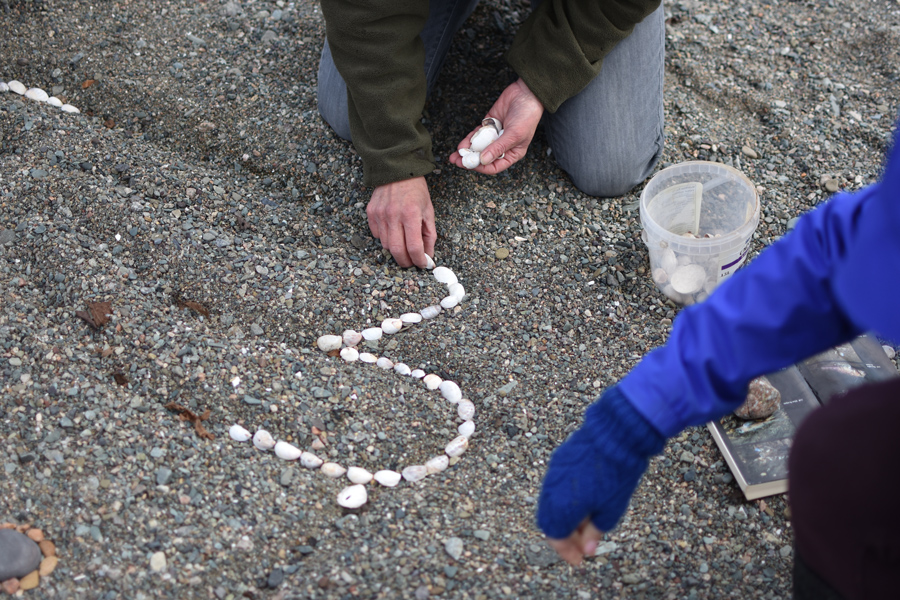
[402,465,428,482]
[652,268,669,285]
[461,149,481,170]
[381,318,403,334]
[252,429,276,451]
[300,451,324,469]
[321,462,347,478]
[343,329,362,347]
[424,254,436,270]
[448,282,465,301]
[359,352,378,363]
[394,363,411,376]
[410,369,426,378]
[400,312,423,325]
[362,327,383,341]
[433,266,458,285]
[440,381,462,404]
[47,96,63,107]
[440,295,460,309]
[317,334,342,352]
[340,347,360,362]
[425,454,449,474]
[457,399,476,421]
[0,82,8,92]
[671,264,706,294]
[423,374,443,390]
[274,441,302,461]
[347,467,373,485]
[7,80,26,95]
[25,88,49,102]
[229,424,252,442]
[376,356,394,370]
[470,125,500,153]
[458,420,475,438]
[445,436,469,458]
[420,305,442,319]
[60,104,80,114]
[374,470,402,487]
[660,248,678,274]
[336,484,367,509]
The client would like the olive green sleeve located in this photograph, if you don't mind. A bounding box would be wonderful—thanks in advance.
[506,0,661,113]
[321,0,435,188]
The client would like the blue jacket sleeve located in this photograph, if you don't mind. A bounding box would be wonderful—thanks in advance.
[620,132,900,437]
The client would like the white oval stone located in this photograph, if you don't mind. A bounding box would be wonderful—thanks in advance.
[336,484,367,509]
[229,424,252,442]
[317,334,342,352]
[440,295,460,309]
[376,356,394,370]
[8,80,26,95]
[671,264,707,294]
[402,465,428,482]
[374,469,402,487]
[359,352,378,363]
[424,254,436,270]
[300,451,324,469]
[274,441,302,461]
[25,88,49,102]
[425,454,449,474]
[362,327,383,341]
[343,329,362,347]
[433,266,458,285]
[445,436,469,458]
[347,467,373,484]
[458,420,475,438]
[47,96,63,107]
[457,399,476,421]
[60,104,80,114]
[448,282,465,301]
[252,429,276,451]
[321,462,347,478]
[440,381,462,404]
[420,305,442,319]
[423,374,443,390]
[400,312,423,324]
[381,318,403,334]
[410,369,426,378]
[394,363,411,376]
[470,125,500,153]
[340,347,359,362]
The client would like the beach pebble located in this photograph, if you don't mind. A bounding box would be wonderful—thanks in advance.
[402,465,428,482]
[336,484,367,509]
[229,424,252,442]
[347,467,373,485]
[300,452,324,469]
[252,429,276,451]
[317,334,342,352]
[321,463,347,478]
[734,376,781,420]
[0,530,41,580]
[274,441,302,461]
[374,470,402,487]
[444,537,464,561]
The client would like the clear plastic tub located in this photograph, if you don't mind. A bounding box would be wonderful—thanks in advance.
[640,161,759,304]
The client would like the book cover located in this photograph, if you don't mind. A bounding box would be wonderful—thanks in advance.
[707,334,898,500]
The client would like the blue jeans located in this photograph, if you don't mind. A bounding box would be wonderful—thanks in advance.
[317,0,665,197]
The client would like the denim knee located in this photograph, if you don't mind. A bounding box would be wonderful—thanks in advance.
[560,134,663,198]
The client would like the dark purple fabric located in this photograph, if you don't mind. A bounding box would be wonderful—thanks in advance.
[789,377,900,600]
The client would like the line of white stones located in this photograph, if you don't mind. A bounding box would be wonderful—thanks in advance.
[1,80,81,114]
[229,261,473,508]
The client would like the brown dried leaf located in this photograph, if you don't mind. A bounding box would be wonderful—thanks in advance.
[81,79,98,89]
[164,402,214,440]
[75,310,97,329]
[178,299,210,317]
[326,349,340,357]
[104,118,115,129]
[87,301,112,327]
[112,373,129,386]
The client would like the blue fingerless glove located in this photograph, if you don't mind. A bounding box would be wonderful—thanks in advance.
[536,386,667,538]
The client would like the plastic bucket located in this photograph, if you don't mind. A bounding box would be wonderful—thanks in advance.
[640,161,759,304]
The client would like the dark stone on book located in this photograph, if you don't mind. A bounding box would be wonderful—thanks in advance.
[734,376,781,420]
[0,529,42,580]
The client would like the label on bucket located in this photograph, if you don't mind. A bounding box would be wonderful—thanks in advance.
[648,182,703,235]
[717,237,753,280]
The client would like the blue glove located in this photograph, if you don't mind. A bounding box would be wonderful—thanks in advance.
[537,386,666,539]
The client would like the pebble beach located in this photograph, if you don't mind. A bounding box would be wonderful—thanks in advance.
[2,0,899,598]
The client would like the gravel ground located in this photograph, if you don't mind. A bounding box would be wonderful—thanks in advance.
[2,0,899,598]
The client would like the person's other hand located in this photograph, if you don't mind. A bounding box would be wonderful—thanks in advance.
[449,78,543,174]
[366,177,437,268]
[547,518,605,566]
